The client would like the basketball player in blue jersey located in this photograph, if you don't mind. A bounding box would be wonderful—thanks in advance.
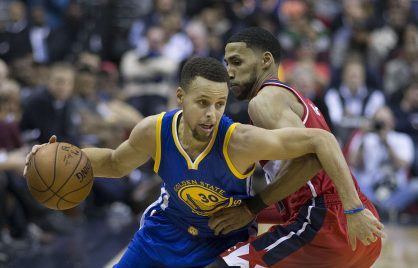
[24,57,383,267]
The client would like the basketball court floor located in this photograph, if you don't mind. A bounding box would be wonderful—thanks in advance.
[103,224,418,268]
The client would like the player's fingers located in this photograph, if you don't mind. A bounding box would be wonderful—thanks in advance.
[371,225,386,238]
[349,233,356,251]
[214,219,235,236]
[208,215,228,230]
[373,220,384,230]
[49,135,57,143]
[31,145,43,154]
[221,224,238,235]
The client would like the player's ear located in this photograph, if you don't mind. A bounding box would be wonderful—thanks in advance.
[176,87,185,106]
[261,52,274,70]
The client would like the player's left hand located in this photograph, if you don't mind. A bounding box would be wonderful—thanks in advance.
[208,204,255,235]
[346,208,386,251]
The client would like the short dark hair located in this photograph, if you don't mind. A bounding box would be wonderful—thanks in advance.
[227,27,281,63]
[180,57,229,90]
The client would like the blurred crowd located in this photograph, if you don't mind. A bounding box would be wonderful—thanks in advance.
[0,0,417,264]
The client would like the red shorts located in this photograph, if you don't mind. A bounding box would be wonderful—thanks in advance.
[219,194,382,268]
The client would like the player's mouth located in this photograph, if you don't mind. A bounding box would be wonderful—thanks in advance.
[199,123,214,133]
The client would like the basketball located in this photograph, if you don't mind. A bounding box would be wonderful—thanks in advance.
[25,142,94,210]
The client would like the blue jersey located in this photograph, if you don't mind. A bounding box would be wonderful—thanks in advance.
[115,110,256,267]
[153,109,255,237]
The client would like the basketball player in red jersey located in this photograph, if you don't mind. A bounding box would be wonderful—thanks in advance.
[207,27,383,267]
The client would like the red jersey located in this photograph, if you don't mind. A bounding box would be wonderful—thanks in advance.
[255,79,364,223]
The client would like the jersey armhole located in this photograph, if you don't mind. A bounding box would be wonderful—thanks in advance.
[153,112,166,173]
[223,123,256,179]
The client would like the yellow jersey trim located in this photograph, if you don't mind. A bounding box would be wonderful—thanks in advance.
[223,123,256,179]
[172,110,218,170]
[153,112,166,173]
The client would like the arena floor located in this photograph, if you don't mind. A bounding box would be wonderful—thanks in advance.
[103,224,418,268]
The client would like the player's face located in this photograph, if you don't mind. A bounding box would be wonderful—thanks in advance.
[178,77,228,142]
[224,42,260,100]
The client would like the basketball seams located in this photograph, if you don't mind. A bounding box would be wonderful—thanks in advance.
[27,142,93,210]
[32,150,51,191]
[56,176,94,210]
[41,145,84,204]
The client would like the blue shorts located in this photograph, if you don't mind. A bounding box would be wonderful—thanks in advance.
[114,207,248,268]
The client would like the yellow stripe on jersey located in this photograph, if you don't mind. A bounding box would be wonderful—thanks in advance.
[172,110,219,170]
[153,112,166,173]
[223,123,256,179]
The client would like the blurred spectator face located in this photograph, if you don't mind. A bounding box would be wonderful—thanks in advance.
[0,59,8,82]
[10,56,36,86]
[290,64,316,97]
[404,83,418,109]
[33,64,50,87]
[373,107,395,131]
[77,52,101,74]
[0,79,21,119]
[161,12,182,35]
[8,1,26,23]
[155,0,174,14]
[31,6,46,26]
[404,24,418,60]
[343,0,366,24]
[76,70,97,99]
[48,65,75,101]
[281,0,307,23]
[186,22,208,54]
[342,60,365,92]
[147,27,165,52]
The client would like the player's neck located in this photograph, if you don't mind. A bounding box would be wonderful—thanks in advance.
[249,71,276,99]
[178,117,209,154]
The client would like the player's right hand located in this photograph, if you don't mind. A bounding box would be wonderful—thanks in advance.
[23,135,57,176]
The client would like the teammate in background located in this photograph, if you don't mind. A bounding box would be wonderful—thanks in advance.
[25,57,383,267]
[207,27,383,267]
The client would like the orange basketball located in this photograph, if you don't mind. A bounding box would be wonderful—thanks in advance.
[25,142,94,210]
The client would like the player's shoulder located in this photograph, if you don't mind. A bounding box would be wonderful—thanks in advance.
[130,113,161,143]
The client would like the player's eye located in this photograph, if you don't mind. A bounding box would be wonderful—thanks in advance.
[215,102,225,109]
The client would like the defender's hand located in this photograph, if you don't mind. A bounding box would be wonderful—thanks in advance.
[346,208,385,251]
[23,135,57,176]
[208,204,255,235]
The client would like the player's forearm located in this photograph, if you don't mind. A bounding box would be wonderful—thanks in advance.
[313,132,362,210]
[82,148,124,178]
[259,155,321,205]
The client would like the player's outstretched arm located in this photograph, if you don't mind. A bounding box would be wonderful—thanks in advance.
[211,125,385,249]
[82,115,157,178]
[23,115,158,179]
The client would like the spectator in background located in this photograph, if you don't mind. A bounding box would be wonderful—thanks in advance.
[29,5,49,64]
[1,1,32,63]
[20,63,80,144]
[348,106,415,219]
[324,56,385,142]
[120,26,178,116]
[384,24,418,100]
[391,83,418,176]
[330,0,375,69]
[278,0,330,60]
